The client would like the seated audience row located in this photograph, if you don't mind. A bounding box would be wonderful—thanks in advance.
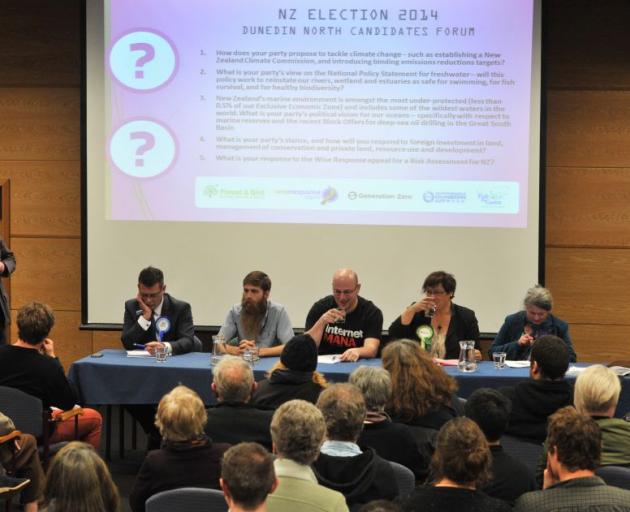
[121,265,576,362]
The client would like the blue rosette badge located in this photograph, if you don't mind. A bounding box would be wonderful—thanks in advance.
[155,316,171,342]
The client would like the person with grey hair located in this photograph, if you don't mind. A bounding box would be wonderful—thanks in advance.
[489,285,576,361]
[312,383,398,509]
[350,366,429,479]
[205,356,274,449]
[267,400,348,511]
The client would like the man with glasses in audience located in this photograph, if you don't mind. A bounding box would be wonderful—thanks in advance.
[305,268,382,361]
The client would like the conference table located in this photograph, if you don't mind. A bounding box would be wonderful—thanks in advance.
[68,349,630,412]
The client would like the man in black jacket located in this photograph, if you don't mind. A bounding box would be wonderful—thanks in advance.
[205,356,274,449]
[499,335,573,442]
[313,383,398,509]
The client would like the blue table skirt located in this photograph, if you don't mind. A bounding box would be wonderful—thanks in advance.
[67,350,630,417]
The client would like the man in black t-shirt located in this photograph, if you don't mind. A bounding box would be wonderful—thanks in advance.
[305,268,382,361]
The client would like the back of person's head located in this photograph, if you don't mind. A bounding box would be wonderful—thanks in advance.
[155,385,207,442]
[243,271,271,292]
[530,335,569,380]
[574,364,621,416]
[221,442,276,510]
[422,270,456,295]
[357,500,402,512]
[349,366,392,412]
[43,441,120,512]
[464,388,511,443]
[316,383,366,442]
[547,406,601,471]
[138,266,164,287]
[280,334,318,373]
[431,417,491,489]
[271,399,326,465]
[381,339,457,420]
[547,406,602,471]
[212,356,254,403]
[17,301,55,345]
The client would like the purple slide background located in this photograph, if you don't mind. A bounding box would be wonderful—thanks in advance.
[107,0,534,226]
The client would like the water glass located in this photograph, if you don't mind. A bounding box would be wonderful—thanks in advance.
[211,334,225,366]
[493,351,507,369]
[426,303,437,318]
[155,345,167,363]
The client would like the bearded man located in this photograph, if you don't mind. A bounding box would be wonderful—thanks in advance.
[218,271,294,357]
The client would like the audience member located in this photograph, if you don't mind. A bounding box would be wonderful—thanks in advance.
[129,385,230,512]
[0,235,15,345]
[206,356,274,449]
[575,364,630,465]
[252,334,327,409]
[0,302,102,449]
[349,366,428,480]
[40,441,120,512]
[515,406,630,511]
[121,266,196,355]
[219,271,294,357]
[305,268,383,361]
[313,383,397,508]
[0,411,44,512]
[388,271,480,359]
[357,500,401,512]
[267,399,348,512]
[464,388,536,504]
[221,442,278,512]
[381,339,461,462]
[490,285,577,361]
[499,335,573,442]
[399,417,511,512]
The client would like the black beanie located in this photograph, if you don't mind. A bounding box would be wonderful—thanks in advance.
[280,334,318,372]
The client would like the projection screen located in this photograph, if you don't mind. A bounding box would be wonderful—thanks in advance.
[84,0,542,333]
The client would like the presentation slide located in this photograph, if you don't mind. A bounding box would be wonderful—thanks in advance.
[106,0,533,228]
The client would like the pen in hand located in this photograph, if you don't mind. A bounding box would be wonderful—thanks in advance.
[133,343,146,349]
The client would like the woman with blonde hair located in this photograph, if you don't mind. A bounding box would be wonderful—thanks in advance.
[382,339,461,429]
[400,418,511,511]
[41,441,120,512]
[129,385,230,512]
[252,334,327,409]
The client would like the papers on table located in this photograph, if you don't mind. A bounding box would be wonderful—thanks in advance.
[505,360,531,368]
[317,354,342,364]
[126,350,152,357]
[434,358,459,366]
[566,365,588,375]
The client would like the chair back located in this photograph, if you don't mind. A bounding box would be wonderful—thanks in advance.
[389,461,415,499]
[596,465,630,490]
[501,435,543,474]
[0,386,43,438]
[146,487,227,512]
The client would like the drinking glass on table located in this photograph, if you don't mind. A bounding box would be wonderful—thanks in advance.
[155,344,167,363]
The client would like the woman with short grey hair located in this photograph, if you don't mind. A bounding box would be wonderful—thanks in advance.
[489,285,576,362]
[350,366,428,480]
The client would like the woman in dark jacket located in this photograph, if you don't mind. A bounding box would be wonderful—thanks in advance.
[129,385,230,512]
[252,334,327,409]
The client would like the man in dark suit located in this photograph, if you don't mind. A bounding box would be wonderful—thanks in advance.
[0,236,16,345]
[121,266,195,355]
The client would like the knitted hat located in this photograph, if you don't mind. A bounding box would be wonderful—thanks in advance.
[280,334,318,372]
[0,412,15,437]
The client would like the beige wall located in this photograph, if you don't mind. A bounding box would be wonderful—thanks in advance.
[0,0,628,365]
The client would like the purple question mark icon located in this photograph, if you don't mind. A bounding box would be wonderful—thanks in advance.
[130,131,155,167]
[129,42,155,79]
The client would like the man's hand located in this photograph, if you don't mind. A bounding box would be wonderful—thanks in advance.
[340,348,361,362]
[136,293,152,320]
[144,341,164,355]
[42,338,56,358]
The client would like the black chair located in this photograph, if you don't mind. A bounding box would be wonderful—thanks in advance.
[596,465,630,490]
[500,435,543,474]
[146,487,227,512]
[0,386,81,468]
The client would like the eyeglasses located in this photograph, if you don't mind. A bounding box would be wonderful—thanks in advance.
[425,289,447,296]
[333,288,357,296]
